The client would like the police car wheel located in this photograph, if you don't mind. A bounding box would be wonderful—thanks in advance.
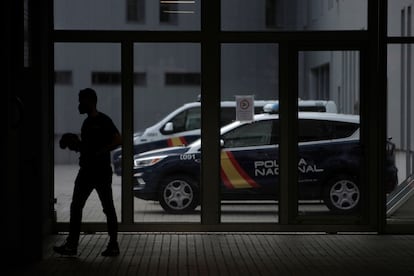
[159,174,199,213]
[324,175,360,214]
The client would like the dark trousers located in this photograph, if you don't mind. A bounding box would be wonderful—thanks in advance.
[67,167,118,246]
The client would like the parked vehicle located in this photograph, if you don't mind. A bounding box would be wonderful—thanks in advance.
[113,99,338,175]
[132,112,398,214]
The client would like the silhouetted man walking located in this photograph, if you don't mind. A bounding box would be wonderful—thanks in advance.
[54,88,121,257]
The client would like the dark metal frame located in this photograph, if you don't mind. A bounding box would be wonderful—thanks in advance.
[52,0,399,233]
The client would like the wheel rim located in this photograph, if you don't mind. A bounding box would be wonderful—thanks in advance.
[163,180,194,211]
[329,179,360,210]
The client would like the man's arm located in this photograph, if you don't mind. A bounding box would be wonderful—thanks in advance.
[60,133,81,152]
[107,132,122,152]
[97,132,122,155]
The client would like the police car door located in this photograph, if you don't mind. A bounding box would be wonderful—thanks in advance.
[220,119,278,198]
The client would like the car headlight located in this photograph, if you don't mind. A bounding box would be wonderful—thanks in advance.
[134,156,167,168]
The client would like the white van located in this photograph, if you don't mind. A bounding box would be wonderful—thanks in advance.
[112,99,338,175]
[263,99,338,113]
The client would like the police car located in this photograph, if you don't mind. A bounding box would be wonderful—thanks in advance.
[132,111,398,214]
[113,99,337,175]
[133,112,397,214]
[112,100,278,175]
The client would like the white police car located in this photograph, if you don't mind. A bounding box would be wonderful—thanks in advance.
[132,111,398,214]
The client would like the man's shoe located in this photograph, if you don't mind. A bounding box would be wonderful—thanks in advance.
[101,242,120,257]
[53,242,77,256]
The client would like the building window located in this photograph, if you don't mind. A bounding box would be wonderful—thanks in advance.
[160,3,178,24]
[165,72,201,86]
[92,71,147,86]
[134,72,147,86]
[266,0,278,28]
[311,64,330,100]
[55,71,73,85]
[127,0,145,23]
[92,72,121,85]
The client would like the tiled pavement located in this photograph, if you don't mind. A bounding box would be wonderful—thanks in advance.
[5,232,414,276]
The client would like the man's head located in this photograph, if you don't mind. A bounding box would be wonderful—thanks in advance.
[78,88,97,114]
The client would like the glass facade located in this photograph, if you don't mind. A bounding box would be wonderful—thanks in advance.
[51,0,414,233]
[54,0,200,30]
[132,43,201,222]
[386,1,414,229]
[220,44,279,223]
[221,0,367,31]
[54,43,122,222]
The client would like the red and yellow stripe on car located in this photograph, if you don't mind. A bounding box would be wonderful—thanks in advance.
[167,137,187,147]
[220,151,260,189]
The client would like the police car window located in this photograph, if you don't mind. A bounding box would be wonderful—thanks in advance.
[298,119,358,142]
[329,121,359,139]
[298,119,331,142]
[222,120,274,148]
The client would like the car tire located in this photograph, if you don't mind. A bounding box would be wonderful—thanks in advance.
[324,174,360,214]
[159,174,199,213]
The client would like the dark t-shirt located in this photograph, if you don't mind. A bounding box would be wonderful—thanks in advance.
[79,112,119,169]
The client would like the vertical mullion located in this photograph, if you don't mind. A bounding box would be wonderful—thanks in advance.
[201,0,220,225]
[279,44,298,225]
[368,0,385,232]
[121,41,134,225]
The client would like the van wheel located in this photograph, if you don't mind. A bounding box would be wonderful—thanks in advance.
[159,174,199,213]
[324,175,360,214]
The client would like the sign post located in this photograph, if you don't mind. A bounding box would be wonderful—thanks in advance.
[236,95,254,122]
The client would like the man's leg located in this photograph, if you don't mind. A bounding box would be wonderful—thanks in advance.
[54,170,93,255]
[67,171,94,245]
[96,173,119,256]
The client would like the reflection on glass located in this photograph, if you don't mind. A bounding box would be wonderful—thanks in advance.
[132,43,201,222]
[297,51,370,217]
[221,44,279,223]
[387,44,414,224]
[388,0,414,37]
[54,0,200,30]
[221,0,367,31]
[54,43,122,222]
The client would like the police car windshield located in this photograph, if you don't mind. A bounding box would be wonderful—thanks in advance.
[187,115,271,148]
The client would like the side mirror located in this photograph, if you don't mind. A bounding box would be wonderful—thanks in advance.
[220,139,225,147]
[163,122,174,133]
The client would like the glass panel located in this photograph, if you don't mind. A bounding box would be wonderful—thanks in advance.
[297,51,362,217]
[220,44,279,223]
[54,43,122,223]
[221,0,367,31]
[132,43,201,222]
[386,44,414,224]
[54,0,200,30]
[388,0,414,37]
[24,0,30,67]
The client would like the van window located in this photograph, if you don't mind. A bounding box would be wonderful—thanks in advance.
[299,106,327,112]
[161,107,201,134]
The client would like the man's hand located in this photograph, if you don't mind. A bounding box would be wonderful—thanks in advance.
[59,133,81,152]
